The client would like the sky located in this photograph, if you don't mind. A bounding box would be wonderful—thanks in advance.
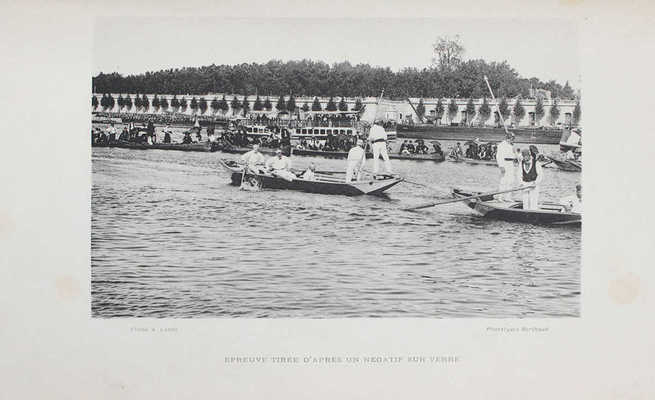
[94,18,580,86]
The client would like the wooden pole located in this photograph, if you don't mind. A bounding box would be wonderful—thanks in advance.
[403,185,534,211]
[483,75,510,135]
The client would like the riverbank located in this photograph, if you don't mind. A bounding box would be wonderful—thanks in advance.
[398,125,563,145]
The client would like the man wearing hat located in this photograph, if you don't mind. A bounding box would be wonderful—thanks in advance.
[346,139,366,182]
[519,147,543,210]
[495,133,517,202]
[368,119,393,175]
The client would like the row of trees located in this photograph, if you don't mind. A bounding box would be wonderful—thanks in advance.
[92,93,365,114]
[92,59,577,100]
[413,96,581,125]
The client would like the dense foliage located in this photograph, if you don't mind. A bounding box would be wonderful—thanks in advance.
[478,97,491,124]
[535,97,545,124]
[92,59,576,99]
[416,99,425,119]
[513,99,525,124]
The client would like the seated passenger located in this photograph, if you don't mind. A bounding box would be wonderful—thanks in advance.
[560,183,582,213]
[301,163,316,181]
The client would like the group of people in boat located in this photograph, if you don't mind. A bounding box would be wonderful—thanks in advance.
[449,139,497,161]
[398,139,442,156]
[237,120,394,184]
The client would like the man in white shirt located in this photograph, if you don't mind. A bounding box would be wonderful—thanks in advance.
[495,133,516,202]
[240,144,266,170]
[301,163,316,181]
[368,120,392,175]
[560,183,582,214]
[265,149,294,181]
[519,148,543,210]
[346,139,366,182]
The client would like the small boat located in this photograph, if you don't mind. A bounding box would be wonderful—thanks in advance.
[547,158,582,172]
[220,160,403,196]
[452,188,581,226]
[93,141,215,152]
[291,148,444,162]
[446,155,498,166]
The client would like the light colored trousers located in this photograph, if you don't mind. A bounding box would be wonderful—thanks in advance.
[345,161,361,182]
[498,167,514,201]
[372,142,392,174]
[522,184,540,210]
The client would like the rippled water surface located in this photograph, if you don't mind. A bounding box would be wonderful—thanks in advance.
[92,143,580,318]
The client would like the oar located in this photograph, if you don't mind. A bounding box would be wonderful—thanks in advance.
[403,185,534,211]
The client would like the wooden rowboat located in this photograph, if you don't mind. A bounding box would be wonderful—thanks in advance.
[548,158,582,172]
[93,141,215,152]
[220,160,403,196]
[446,155,498,166]
[291,148,445,162]
[452,188,581,226]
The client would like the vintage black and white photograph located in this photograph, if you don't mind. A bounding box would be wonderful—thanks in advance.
[91,18,582,318]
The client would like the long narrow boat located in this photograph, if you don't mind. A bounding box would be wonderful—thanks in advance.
[291,148,445,162]
[548,158,582,172]
[220,160,403,196]
[446,155,498,166]
[452,188,581,226]
[92,141,215,152]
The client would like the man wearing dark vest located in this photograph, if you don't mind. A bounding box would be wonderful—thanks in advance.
[520,147,543,210]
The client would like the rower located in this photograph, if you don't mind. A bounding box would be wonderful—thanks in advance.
[495,133,516,202]
[346,138,366,182]
[520,147,543,210]
[560,183,582,213]
[163,125,172,143]
[301,163,316,181]
[369,119,392,175]
[265,149,294,182]
[182,131,192,144]
[240,144,266,170]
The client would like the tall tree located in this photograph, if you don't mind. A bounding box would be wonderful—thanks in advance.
[465,98,476,126]
[219,95,229,114]
[572,100,581,125]
[241,97,250,115]
[550,99,560,125]
[301,102,310,112]
[171,95,179,111]
[353,98,363,111]
[498,97,510,120]
[338,97,348,112]
[211,97,220,114]
[179,97,187,112]
[190,97,198,113]
[160,96,169,111]
[231,96,242,114]
[108,94,115,110]
[534,97,545,126]
[135,94,143,109]
[152,94,160,111]
[432,35,464,71]
[276,95,286,112]
[124,95,133,111]
[478,97,491,126]
[199,97,208,114]
[117,94,124,110]
[416,98,426,120]
[253,95,263,111]
[92,95,98,109]
[513,99,525,125]
[311,97,322,111]
[326,96,337,111]
[141,94,149,112]
[447,98,458,123]
[263,97,272,111]
[286,95,296,113]
[435,98,444,121]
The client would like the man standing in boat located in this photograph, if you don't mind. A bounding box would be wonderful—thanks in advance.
[240,144,266,171]
[496,133,516,202]
[519,147,543,210]
[346,139,366,182]
[368,119,393,175]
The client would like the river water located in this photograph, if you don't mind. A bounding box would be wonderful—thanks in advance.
[92,142,580,318]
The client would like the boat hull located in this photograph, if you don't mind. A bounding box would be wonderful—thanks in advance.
[397,124,562,145]
[221,160,402,196]
[452,189,581,226]
[92,141,214,152]
[291,148,445,162]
